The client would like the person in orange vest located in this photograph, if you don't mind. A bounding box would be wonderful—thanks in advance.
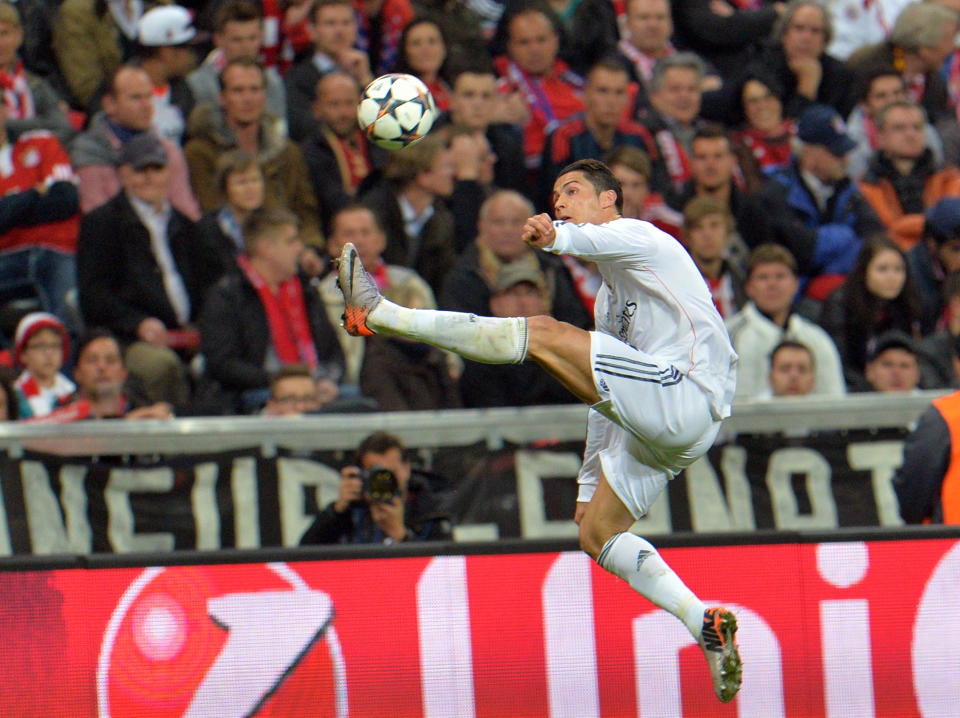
[894,332,960,523]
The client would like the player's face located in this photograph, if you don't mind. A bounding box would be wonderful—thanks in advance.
[450,73,496,130]
[610,163,648,217]
[878,106,926,161]
[742,79,783,135]
[478,194,529,261]
[552,171,612,224]
[690,137,736,191]
[584,67,630,129]
[745,261,799,314]
[865,348,920,392]
[312,4,357,56]
[507,12,558,77]
[626,0,672,55]
[216,19,262,61]
[686,213,730,262]
[225,166,265,212]
[314,73,360,137]
[769,346,815,396]
[650,67,700,125]
[780,4,827,61]
[865,248,906,300]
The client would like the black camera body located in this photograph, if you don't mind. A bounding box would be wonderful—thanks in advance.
[361,465,399,503]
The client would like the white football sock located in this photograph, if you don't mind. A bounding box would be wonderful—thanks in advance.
[597,532,706,639]
[367,298,528,364]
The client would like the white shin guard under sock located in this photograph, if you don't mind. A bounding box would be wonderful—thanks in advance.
[367,298,529,364]
[597,532,706,639]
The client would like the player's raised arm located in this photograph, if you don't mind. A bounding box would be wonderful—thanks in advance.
[521,213,557,248]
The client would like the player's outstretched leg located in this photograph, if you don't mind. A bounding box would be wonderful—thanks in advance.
[337,242,528,363]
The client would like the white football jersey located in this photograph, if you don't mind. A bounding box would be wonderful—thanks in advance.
[545,217,739,420]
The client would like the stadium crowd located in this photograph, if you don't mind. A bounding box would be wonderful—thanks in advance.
[0,0,958,427]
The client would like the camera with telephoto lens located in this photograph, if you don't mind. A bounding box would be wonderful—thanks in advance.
[361,465,399,503]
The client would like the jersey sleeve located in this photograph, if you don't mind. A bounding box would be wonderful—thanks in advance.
[545,219,657,263]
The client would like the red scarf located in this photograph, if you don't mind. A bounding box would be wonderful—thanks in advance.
[0,61,34,120]
[654,129,691,189]
[238,255,318,369]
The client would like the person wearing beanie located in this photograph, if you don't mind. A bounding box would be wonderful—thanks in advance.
[12,311,75,418]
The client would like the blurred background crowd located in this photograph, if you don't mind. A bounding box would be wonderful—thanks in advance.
[0,0,959,425]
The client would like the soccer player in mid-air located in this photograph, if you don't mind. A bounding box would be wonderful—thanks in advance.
[337,158,742,702]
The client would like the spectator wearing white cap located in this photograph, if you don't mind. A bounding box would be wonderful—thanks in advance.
[11,311,75,418]
[135,4,203,145]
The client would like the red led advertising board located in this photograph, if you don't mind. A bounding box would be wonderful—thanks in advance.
[0,538,957,717]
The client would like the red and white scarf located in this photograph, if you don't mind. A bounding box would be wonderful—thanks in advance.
[238,255,318,369]
[15,371,75,418]
[617,39,673,83]
[654,129,691,189]
[0,62,34,120]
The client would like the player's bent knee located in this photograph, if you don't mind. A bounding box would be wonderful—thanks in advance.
[578,514,608,561]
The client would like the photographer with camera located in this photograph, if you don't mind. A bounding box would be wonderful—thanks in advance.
[302,431,453,544]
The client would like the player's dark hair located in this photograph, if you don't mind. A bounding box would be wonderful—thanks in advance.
[557,159,623,213]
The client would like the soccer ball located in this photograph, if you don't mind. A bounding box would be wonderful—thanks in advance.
[357,73,438,150]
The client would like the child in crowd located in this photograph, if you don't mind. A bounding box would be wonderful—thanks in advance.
[12,312,75,419]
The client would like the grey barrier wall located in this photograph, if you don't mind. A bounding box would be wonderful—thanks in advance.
[0,391,946,555]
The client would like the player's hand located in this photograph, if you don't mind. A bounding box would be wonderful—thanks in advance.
[369,495,406,541]
[334,466,363,513]
[521,213,557,248]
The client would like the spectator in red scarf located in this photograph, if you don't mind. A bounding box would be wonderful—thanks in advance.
[0,2,73,145]
[732,72,796,175]
[391,16,451,111]
[198,207,343,414]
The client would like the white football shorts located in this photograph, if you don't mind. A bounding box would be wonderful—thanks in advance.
[579,331,721,519]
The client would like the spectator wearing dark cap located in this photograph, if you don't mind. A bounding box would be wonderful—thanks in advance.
[69,64,201,218]
[894,332,960,524]
[908,197,960,330]
[862,329,922,393]
[134,5,203,145]
[756,103,885,301]
[457,261,576,408]
[76,133,206,407]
